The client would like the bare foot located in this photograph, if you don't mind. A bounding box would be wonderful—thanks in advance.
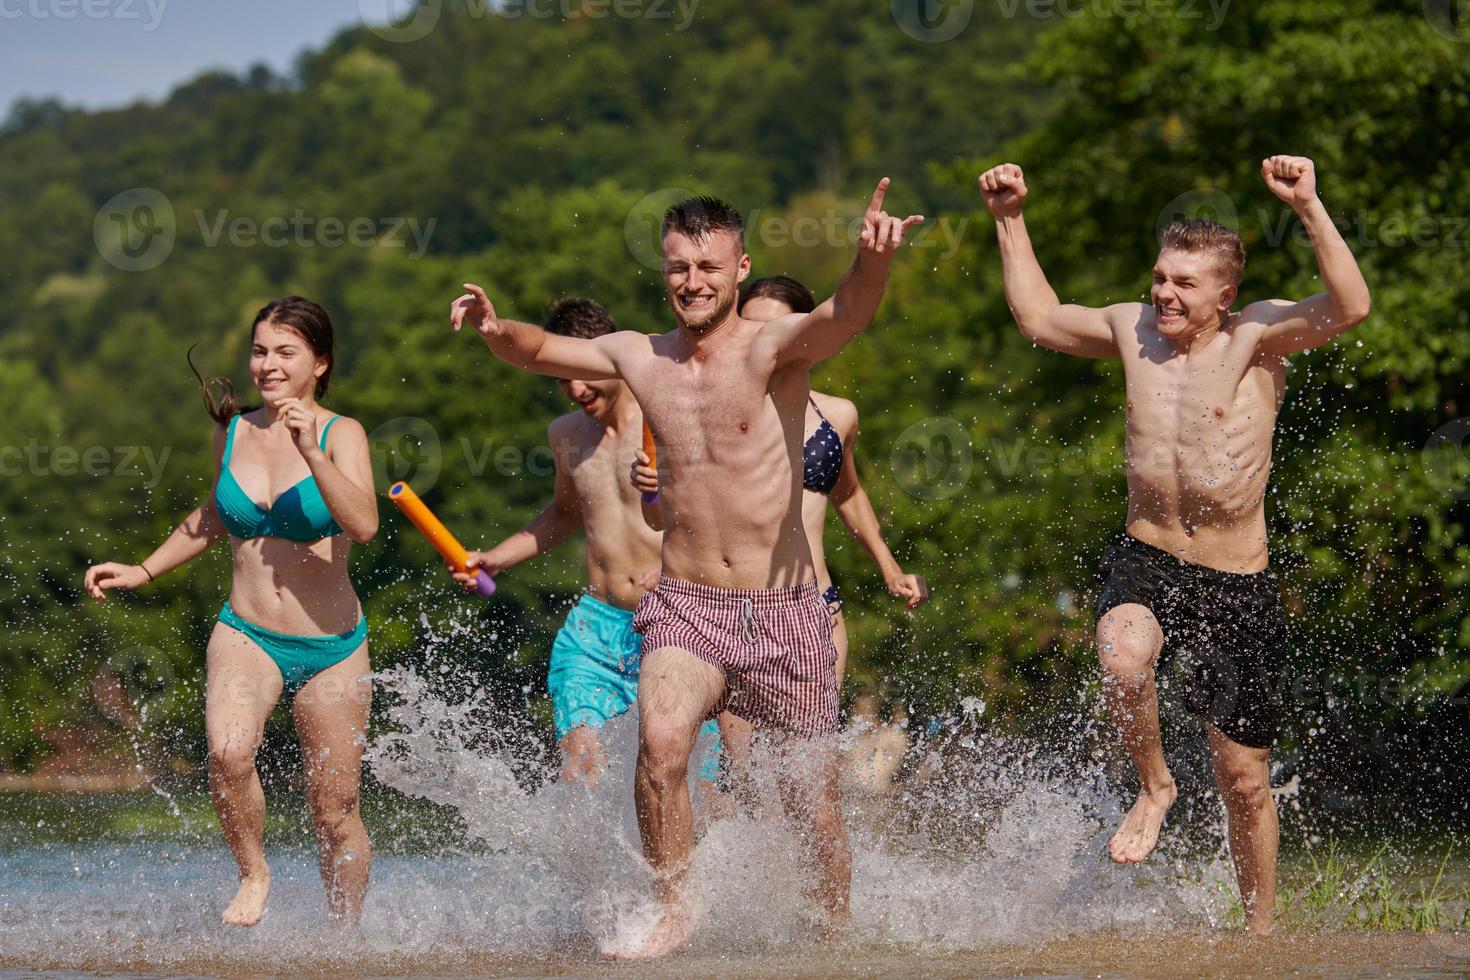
[221,871,270,927]
[1108,783,1177,863]
[800,907,850,942]
[603,907,695,961]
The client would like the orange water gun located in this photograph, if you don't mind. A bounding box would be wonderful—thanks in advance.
[389,481,496,597]
[641,420,659,505]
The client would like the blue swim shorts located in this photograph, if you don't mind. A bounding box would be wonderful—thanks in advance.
[548,592,721,781]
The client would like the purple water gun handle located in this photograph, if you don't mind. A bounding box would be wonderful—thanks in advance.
[474,568,497,597]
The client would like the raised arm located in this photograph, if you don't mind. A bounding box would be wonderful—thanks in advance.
[762,179,924,366]
[84,425,230,600]
[449,422,584,589]
[451,282,625,380]
[1249,156,1372,357]
[979,164,1121,359]
[825,407,927,609]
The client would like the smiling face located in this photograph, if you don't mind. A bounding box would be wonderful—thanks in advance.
[661,228,750,335]
[251,318,328,405]
[1150,248,1237,341]
[556,377,624,423]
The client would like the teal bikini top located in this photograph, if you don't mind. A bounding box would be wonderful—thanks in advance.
[215,414,344,542]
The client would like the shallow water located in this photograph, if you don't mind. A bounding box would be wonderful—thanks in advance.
[2,665,1467,975]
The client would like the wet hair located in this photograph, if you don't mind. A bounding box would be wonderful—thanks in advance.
[189,296,335,426]
[1158,219,1246,286]
[543,296,616,339]
[740,275,816,316]
[662,195,744,247]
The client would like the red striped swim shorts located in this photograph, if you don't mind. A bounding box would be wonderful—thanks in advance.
[633,577,838,737]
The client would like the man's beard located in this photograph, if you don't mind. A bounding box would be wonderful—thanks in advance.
[674,290,738,335]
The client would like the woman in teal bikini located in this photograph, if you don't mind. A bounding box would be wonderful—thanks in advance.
[84,297,378,929]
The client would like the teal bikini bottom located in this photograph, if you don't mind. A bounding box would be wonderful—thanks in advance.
[218,600,367,691]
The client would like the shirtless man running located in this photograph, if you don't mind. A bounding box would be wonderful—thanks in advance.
[447,297,719,787]
[979,156,1370,933]
[451,180,922,957]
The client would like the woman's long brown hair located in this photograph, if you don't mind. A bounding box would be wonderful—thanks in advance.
[189,296,336,426]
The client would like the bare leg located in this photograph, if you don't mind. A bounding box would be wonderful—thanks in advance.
[558,725,607,786]
[292,643,372,928]
[720,612,845,812]
[206,622,284,927]
[831,609,849,688]
[775,737,851,935]
[1207,725,1277,934]
[717,711,756,810]
[607,645,724,961]
[1096,604,1177,863]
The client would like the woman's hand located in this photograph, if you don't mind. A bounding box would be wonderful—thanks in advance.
[84,562,150,601]
[277,397,321,458]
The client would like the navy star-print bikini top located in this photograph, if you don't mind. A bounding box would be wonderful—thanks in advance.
[802,397,844,496]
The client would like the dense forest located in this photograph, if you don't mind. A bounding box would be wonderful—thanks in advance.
[1,0,1465,810]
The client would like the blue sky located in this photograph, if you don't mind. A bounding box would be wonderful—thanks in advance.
[0,0,414,114]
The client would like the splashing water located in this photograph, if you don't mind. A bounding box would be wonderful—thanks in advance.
[21,643,1459,974]
[357,661,1237,960]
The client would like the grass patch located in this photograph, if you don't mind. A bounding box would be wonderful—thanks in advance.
[1275,842,1468,932]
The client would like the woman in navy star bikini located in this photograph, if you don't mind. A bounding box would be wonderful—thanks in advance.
[84,297,379,929]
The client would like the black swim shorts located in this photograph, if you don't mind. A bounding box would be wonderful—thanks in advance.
[1096,534,1287,749]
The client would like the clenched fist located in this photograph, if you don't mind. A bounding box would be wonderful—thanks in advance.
[1261,155,1317,208]
[979,163,1028,219]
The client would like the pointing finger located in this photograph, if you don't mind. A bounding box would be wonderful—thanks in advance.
[866,177,891,216]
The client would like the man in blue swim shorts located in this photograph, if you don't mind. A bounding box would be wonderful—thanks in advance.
[450,297,721,785]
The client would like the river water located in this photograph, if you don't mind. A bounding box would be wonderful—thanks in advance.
[2,665,1467,976]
